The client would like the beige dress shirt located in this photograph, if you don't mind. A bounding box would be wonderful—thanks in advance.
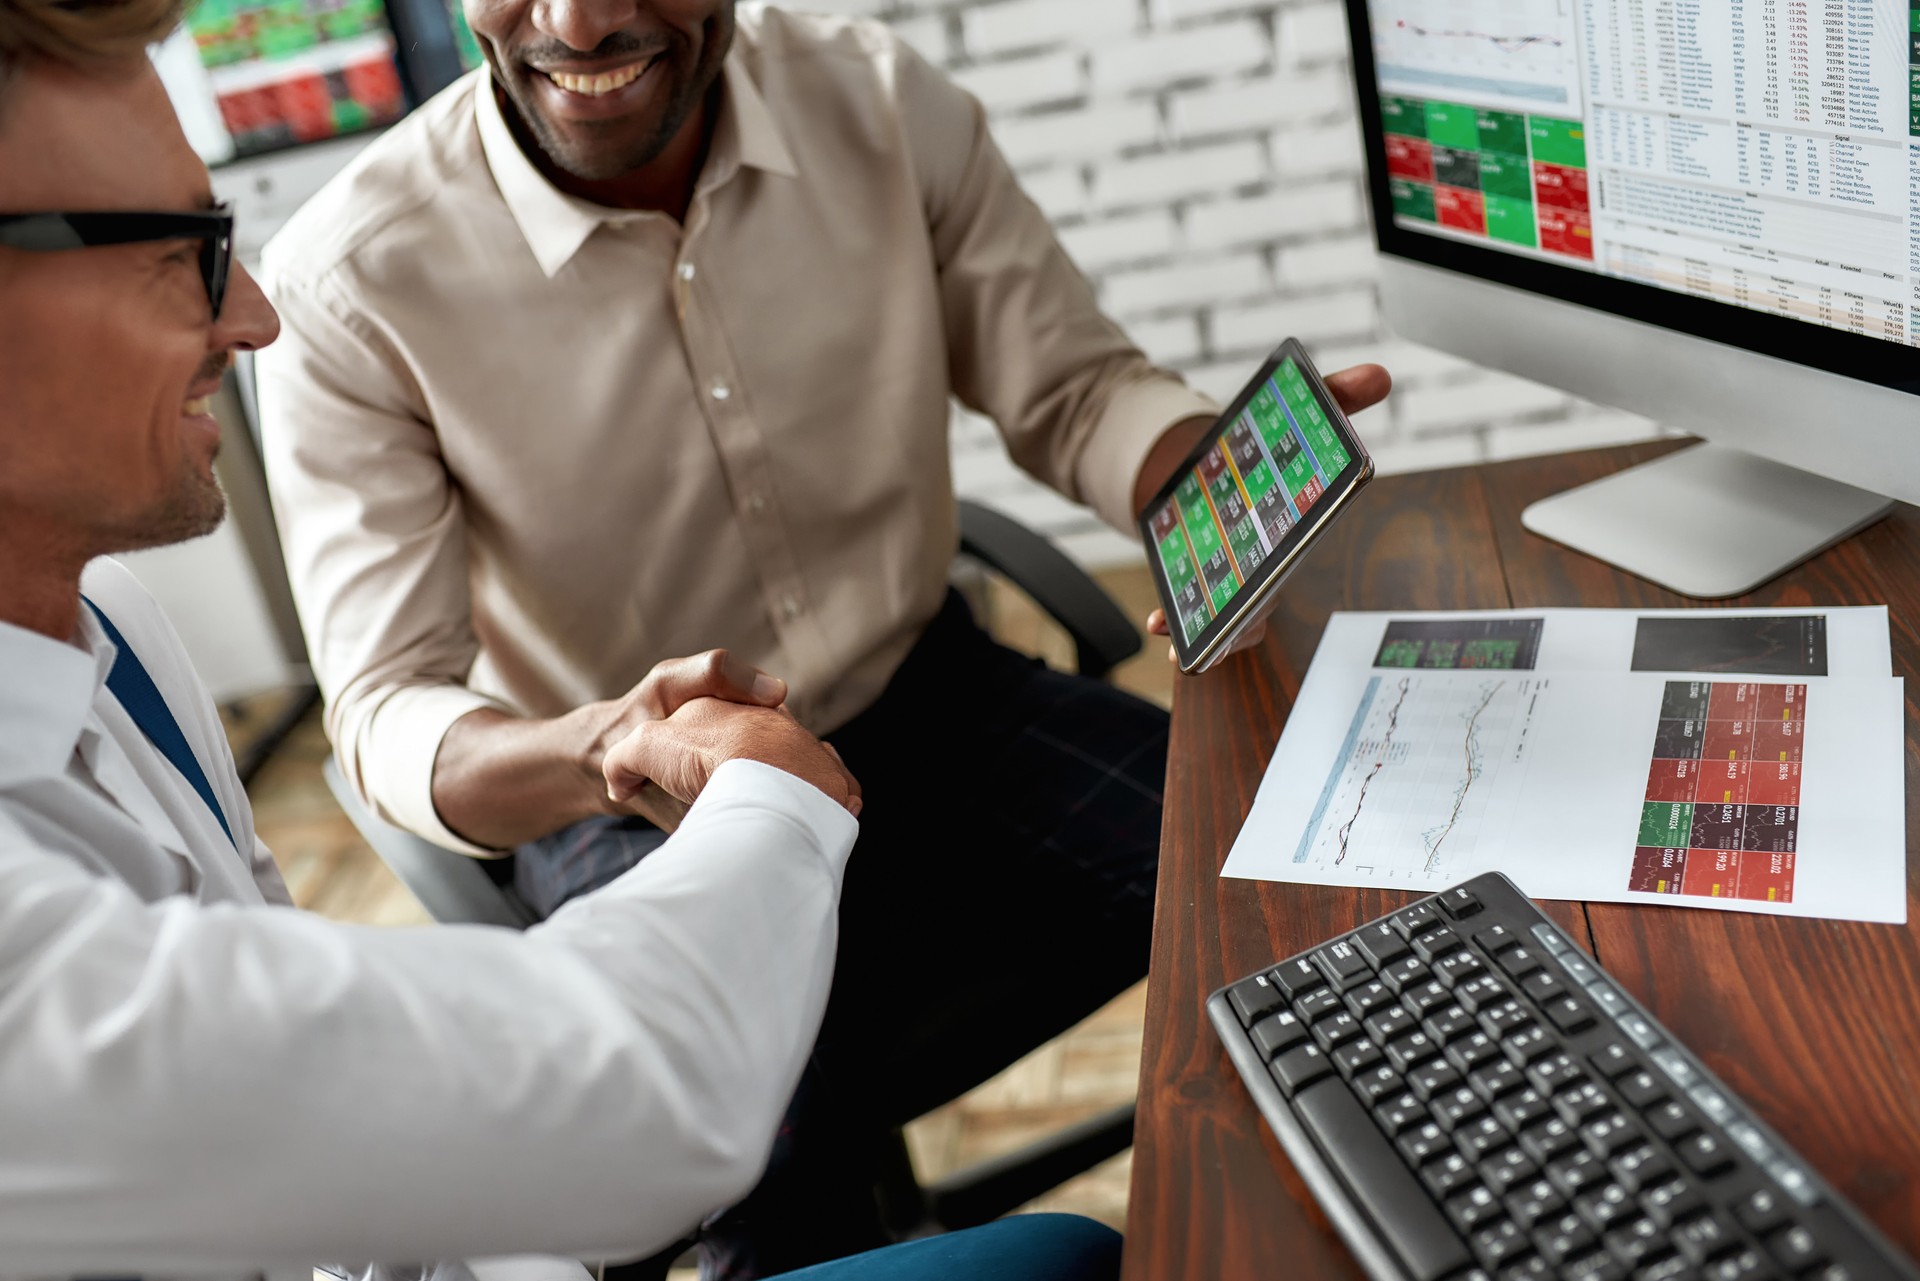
[257,6,1214,853]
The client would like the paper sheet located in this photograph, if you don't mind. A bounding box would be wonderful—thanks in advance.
[1220,608,1907,923]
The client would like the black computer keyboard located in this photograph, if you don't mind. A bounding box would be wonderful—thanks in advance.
[1207,872,1918,1281]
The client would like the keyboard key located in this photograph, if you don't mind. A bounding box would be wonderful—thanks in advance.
[1403,978,1457,1016]
[1474,923,1522,953]
[1543,995,1596,1033]
[1526,1052,1585,1097]
[1573,1181,1635,1232]
[1617,1012,1661,1048]
[1675,1131,1734,1178]
[1501,1255,1553,1280]
[1364,1004,1416,1044]
[1521,970,1570,1004]
[1532,1210,1597,1265]
[1473,1219,1531,1268]
[1632,1256,1694,1281]
[1354,1063,1403,1103]
[1602,1215,1666,1266]
[1270,1043,1333,1095]
[1291,1078,1473,1280]
[1314,939,1374,990]
[1607,1143,1671,1193]
[1493,1087,1552,1133]
[1470,1059,1526,1104]
[1529,922,1568,952]
[1553,1081,1612,1126]
[1721,1120,1770,1164]
[1249,1010,1309,1059]
[1547,1148,1607,1197]
[1311,1009,1364,1050]
[1563,1253,1627,1281]
[1382,955,1434,992]
[1519,1117,1579,1164]
[1671,1211,1738,1263]
[1375,1090,1429,1135]
[1413,925,1463,961]
[1764,1223,1825,1270]
[1650,1046,1700,1090]
[1481,1000,1534,1040]
[1439,885,1484,917]
[1458,1115,1511,1161]
[1502,1025,1555,1067]
[1732,1187,1789,1234]
[1498,946,1546,981]
[1646,1100,1699,1142]
[1398,1120,1452,1165]
[1270,957,1325,1001]
[1421,1149,1475,1198]
[1295,988,1343,1022]
[1332,1036,1384,1078]
[1686,1084,1735,1126]
[1227,974,1286,1026]
[1763,1156,1817,1206]
[1700,1247,1770,1281]
[1433,1084,1488,1131]
[1588,1042,1638,1079]
[1435,950,1486,988]
[1386,1030,1443,1073]
[1445,1183,1504,1233]
[1638,1176,1702,1229]
[1587,984,1631,1021]
[1556,952,1599,985]
[1617,1069,1667,1109]
[1456,973,1511,1013]
[1481,1144,1538,1194]
[1409,1059,1463,1100]
[1353,919,1413,970]
[1344,979,1397,1018]
[1581,1113,1640,1158]
[1424,1003,1479,1043]
[1447,1030,1502,1075]
[1505,1177,1565,1229]
[1393,902,1444,939]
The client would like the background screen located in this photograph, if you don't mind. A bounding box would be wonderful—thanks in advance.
[1362,0,1918,349]
[1146,358,1356,648]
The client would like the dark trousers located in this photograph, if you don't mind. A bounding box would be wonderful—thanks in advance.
[516,591,1165,1280]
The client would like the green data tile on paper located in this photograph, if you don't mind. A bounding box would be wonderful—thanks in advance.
[1391,177,1437,221]
[1640,802,1693,848]
[1381,94,1427,137]
[1485,193,1537,247]
[1425,100,1481,150]
[1478,150,1533,200]
[1477,110,1528,156]
[1377,639,1422,667]
[1529,116,1587,167]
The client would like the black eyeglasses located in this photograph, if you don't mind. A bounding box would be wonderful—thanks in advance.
[0,204,234,320]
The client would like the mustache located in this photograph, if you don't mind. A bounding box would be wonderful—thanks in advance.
[519,32,666,69]
[194,353,232,389]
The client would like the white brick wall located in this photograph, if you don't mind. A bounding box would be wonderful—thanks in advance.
[849,0,1663,566]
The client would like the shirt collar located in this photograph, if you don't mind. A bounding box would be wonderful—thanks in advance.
[475,49,799,279]
[0,606,114,787]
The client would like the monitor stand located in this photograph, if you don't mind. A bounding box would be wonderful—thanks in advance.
[1520,442,1895,599]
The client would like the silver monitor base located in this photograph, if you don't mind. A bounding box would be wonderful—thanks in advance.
[1520,443,1894,598]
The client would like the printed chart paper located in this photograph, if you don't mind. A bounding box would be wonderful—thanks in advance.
[1221,609,1905,923]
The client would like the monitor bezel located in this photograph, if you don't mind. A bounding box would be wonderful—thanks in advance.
[1342,0,1920,399]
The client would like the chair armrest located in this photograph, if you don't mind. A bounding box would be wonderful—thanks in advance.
[956,500,1143,681]
[322,757,537,930]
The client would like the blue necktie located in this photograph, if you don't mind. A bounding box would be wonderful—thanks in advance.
[82,597,238,852]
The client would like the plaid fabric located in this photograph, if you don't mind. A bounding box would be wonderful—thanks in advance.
[520,591,1165,1281]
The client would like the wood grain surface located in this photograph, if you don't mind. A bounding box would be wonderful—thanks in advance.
[1122,442,1920,1280]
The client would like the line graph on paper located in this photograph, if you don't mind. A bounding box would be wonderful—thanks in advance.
[1293,673,1550,883]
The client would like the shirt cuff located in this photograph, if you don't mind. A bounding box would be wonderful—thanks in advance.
[1077,375,1220,533]
[680,759,860,882]
[358,682,512,856]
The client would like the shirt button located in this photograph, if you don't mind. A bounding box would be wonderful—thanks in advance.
[710,379,731,401]
[678,262,696,281]
[780,595,802,620]
[748,492,767,513]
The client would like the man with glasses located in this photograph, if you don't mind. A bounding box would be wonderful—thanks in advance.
[0,3,1120,1276]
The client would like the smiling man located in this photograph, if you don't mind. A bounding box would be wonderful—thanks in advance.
[256,5,1389,1278]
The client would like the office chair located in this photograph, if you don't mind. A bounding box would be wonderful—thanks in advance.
[316,499,1142,1237]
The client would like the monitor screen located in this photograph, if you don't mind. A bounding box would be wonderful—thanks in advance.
[1349,0,1920,391]
[153,0,408,165]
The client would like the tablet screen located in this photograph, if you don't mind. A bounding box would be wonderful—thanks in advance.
[1144,356,1358,648]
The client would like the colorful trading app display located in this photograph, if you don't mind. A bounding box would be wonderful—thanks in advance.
[1381,94,1592,261]
[1630,681,1803,903]
[1148,360,1353,648]
[188,0,405,157]
[1373,617,1544,671]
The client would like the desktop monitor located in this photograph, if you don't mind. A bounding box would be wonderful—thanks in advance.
[1344,0,1920,596]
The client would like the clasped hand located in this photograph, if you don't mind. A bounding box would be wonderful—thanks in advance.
[591,650,862,830]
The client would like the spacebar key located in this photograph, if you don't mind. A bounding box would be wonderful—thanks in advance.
[1292,1078,1472,1281]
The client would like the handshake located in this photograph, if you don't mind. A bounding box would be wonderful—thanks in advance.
[589,649,864,829]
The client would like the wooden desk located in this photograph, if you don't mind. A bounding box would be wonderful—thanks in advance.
[1121,441,1920,1280]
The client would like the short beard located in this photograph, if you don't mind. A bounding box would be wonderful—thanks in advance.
[105,458,228,555]
[516,90,694,181]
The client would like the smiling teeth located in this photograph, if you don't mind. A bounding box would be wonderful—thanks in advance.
[184,396,213,416]
[547,62,648,96]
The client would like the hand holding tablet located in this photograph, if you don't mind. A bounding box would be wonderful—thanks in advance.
[1139,341,1382,673]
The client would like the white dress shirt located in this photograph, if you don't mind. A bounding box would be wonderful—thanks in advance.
[0,560,857,1279]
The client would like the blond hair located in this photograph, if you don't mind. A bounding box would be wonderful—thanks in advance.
[0,0,184,96]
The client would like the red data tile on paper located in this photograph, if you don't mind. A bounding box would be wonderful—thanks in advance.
[1746,759,1802,806]
[1692,759,1748,806]
[1629,846,1688,894]
[1735,849,1795,903]
[1646,758,1701,802]
[1701,718,1752,761]
[1679,849,1739,898]
[1748,719,1803,764]
[1753,683,1808,722]
[1537,206,1593,259]
[1387,134,1436,183]
[1532,162,1589,211]
[1435,185,1486,235]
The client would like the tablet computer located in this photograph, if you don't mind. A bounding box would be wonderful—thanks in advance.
[1138,339,1374,673]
